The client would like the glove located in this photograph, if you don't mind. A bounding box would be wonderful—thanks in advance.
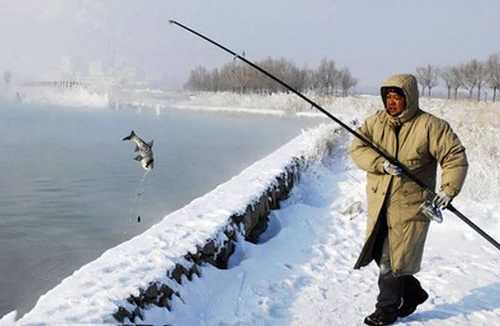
[433,191,452,209]
[383,160,403,176]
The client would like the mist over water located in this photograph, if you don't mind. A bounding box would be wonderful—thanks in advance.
[0,103,321,317]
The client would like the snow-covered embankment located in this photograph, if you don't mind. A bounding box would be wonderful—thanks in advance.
[9,124,342,324]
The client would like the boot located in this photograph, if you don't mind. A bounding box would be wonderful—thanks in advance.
[398,275,429,318]
[365,271,401,325]
[364,308,398,326]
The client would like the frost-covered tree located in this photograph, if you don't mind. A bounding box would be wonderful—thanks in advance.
[451,66,464,100]
[486,53,500,102]
[237,63,252,94]
[440,67,453,99]
[339,68,357,97]
[416,65,439,96]
[440,66,463,100]
[184,66,210,91]
[475,63,486,102]
[461,59,485,101]
[287,66,310,93]
[299,66,315,92]
[315,58,339,95]
[415,69,427,95]
[184,57,356,95]
[209,68,220,92]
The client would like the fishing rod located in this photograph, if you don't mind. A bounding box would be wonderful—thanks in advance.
[169,19,500,252]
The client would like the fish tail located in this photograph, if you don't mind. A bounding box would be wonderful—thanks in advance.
[122,130,136,141]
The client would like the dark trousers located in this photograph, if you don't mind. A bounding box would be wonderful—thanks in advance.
[376,267,403,313]
[372,212,425,315]
[373,213,403,313]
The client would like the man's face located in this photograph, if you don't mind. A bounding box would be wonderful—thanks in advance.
[386,91,406,116]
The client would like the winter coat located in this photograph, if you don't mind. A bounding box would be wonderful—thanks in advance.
[350,74,468,275]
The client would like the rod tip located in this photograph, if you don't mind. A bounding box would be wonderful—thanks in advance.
[168,19,176,24]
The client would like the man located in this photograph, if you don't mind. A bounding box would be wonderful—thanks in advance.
[350,74,468,326]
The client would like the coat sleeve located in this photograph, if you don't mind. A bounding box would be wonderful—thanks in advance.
[429,120,468,197]
[350,119,386,175]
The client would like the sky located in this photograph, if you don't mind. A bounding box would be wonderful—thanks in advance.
[1,0,499,92]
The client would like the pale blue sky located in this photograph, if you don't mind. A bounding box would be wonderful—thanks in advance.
[1,0,499,91]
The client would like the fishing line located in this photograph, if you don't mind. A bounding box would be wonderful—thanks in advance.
[129,169,151,223]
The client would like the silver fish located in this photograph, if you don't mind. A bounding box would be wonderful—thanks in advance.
[122,130,154,170]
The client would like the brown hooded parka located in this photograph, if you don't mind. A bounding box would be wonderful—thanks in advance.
[350,74,468,275]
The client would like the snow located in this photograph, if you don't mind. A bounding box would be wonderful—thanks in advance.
[2,92,499,325]
[138,132,500,326]
[15,87,109,108]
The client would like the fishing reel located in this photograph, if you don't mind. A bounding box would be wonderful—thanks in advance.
[419,199,443,223]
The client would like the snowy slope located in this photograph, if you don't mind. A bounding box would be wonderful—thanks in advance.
[139,132,500,325]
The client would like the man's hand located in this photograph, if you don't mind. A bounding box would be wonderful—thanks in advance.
[383,160,403,176]
[433,191,452,209]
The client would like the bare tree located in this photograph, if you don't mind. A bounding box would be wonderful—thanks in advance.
[184,66,210,91]
[217,62,233,91]
[300,66,315,92]
[415,68,427,95]
[440,67,453,99]
[460,63,474,99]
[428,66,440,96]
[440,66,464,100]
[416,65,439,96]
[461,59,485,101]
[209,68,221,92]
[486,53,500,102]
[451,66,464,100]
[315,58,339,95]
[287,65,309,93]
[238,62,253,93]
[184,56,357,96]
[339,68,357,96]
[475,62,486,102]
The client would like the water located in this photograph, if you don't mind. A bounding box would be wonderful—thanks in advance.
[0,103,322,317]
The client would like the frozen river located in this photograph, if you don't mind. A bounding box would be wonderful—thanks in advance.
[0,103,322,317]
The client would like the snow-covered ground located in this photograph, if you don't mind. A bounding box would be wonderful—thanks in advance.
[1,92,499,325]
[142,134,500,326]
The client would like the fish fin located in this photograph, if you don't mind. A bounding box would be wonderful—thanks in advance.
[145,159,154,168]
[134,145,140,152]
[122,130,136,141]
[134,155,143,161]
[148,140,154,148]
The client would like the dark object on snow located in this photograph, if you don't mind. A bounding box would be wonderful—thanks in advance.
[376,270,403,316]
[122,130,154,170]
[399,276,429,318]
[364,308,398,325]
[137,216,141,223]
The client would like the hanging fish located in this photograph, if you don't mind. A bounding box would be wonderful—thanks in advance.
[122,130,154,170]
